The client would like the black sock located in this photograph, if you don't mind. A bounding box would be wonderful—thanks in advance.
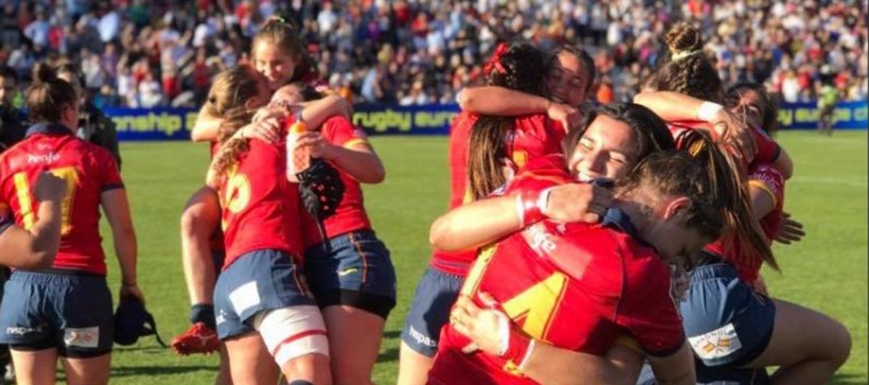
[190,304,216,330]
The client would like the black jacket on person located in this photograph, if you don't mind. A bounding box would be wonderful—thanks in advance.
[78,102,122,171]
[0,105,27,150]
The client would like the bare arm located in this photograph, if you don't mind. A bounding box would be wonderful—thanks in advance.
[749,182,777,219]
[459,86,550,116]
[451,294,644,385]
[634,91,757,159]
[190,104,223,142]
[314,138,385,184]
[298,95,353,129]
[774,147,794,180]
[459,86,581,129]
[0,173,67,269]
[430,184,611,252]
[101,188,144,303]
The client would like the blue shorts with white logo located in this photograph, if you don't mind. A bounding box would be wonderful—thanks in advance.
[0,271,113,358]
[680,259,775,368]
[305,230,397,319]
[213,249,316,340]
[400,267,464,357]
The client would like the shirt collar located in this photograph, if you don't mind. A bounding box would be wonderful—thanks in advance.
[26,123,73,138]
[601,207,654,249]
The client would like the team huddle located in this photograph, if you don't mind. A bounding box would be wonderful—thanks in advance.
[0,14,853,385]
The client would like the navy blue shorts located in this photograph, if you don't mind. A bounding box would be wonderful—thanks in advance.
[636,362,771,385]
[304,230,397,319]
[213,249,317,340]
[680,262,775,368]
[0,271,113,358]
[212,250,226,279]
[400,267,464,357]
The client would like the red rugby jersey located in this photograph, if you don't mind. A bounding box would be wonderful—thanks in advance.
[0,123,123,275]
[301,116,374,247]
[431,112,566,276]
[705,162,785,285]
[218,137,304,268]
[429,161,684,385]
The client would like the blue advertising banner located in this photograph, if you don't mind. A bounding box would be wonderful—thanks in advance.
[777,100,867,130]
[106,100,866,141]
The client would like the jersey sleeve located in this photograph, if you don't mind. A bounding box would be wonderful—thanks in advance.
[323,116,368,148]
[618,252,685,357]
[749,163,785,207]
[504,155,573,195]
[752,128,781,164]
[0,203,12,235]
[97,148,124,191]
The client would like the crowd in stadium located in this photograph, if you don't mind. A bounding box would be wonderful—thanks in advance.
[0,0,867,108]
[0,1,860,385]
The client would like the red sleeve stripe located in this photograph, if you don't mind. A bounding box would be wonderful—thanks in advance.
[269,329,329,357]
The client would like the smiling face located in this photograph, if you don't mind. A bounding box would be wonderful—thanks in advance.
[546,51,591,106]
[253,40,298,91]
[567,115,639,182]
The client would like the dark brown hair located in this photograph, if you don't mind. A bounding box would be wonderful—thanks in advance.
[467,42,550,200]
[728,82,780,134]
[552,44,597,94]
[619,130,777,270]
[26,63,78,123]
[252,16,317,83]
[653,23,725,104]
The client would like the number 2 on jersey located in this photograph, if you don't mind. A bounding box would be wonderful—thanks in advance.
[14,167,78,235]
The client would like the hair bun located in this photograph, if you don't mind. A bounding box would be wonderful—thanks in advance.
[31,63,58,84]
[665,23,703,53]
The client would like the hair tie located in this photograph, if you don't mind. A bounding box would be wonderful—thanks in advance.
[672,50,702,62]
[484,43,509,76]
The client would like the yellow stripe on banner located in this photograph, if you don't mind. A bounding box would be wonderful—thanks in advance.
[13,172,34,229]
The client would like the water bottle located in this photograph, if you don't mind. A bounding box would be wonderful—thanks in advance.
[286,117,310,183]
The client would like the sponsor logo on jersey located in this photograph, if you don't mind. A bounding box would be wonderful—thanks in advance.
[27,152,61,164]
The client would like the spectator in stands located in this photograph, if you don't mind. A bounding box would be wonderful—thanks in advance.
[3,0,866,106]
[0,66,26,148]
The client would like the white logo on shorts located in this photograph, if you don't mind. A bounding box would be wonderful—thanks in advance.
[409,326,437,348]
[688,323,742,360]
[63,327,99,348]
[229,281,261,315]
[6,325,43,336]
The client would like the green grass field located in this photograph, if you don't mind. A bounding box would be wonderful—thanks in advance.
[91,130,866,384]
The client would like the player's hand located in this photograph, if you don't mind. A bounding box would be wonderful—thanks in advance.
[711,109,756,162]
[120,283,146,305]
[774,212,806,244]
[543,183,612,223]
[546,102,581,132]
[252,106,289,123]
[34,172,68,203]
[451,293,505,356]
[241,119,281,143]
[294,132,336,160]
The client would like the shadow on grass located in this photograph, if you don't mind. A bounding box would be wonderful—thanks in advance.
[110,364,217,378]
[378,346,399,363]
[831,373,866,385]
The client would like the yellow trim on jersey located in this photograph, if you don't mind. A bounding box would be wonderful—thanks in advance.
[343,138,369,149]
[749,179,777,207]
